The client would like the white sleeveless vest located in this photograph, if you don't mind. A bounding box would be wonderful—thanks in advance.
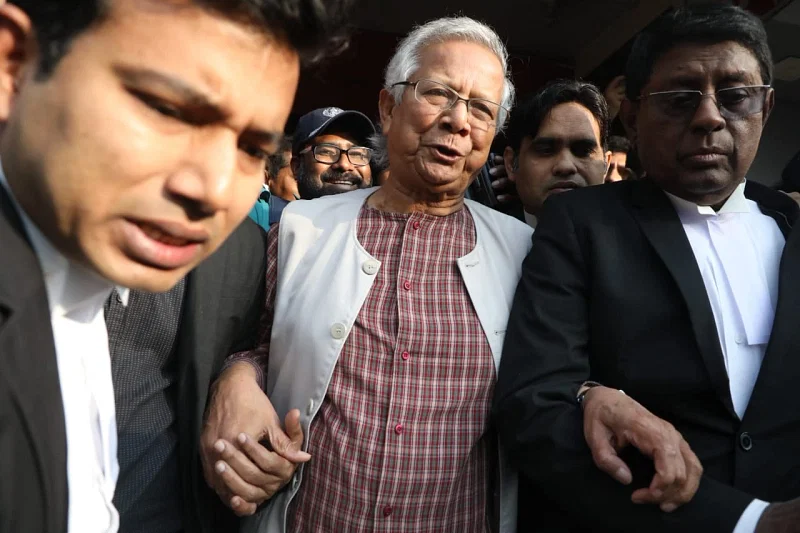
[242,188,533,533]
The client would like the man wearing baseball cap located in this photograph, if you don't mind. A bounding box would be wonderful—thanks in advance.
[291,107,376,200]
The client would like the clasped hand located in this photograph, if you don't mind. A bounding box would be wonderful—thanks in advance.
[200,362,310,516]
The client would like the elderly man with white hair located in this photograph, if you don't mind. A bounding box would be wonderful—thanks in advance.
[201,16,531,533]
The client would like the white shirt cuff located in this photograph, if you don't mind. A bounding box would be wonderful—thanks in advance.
[732,499,769,533]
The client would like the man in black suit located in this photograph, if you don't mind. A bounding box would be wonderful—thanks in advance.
[0,1,351,533]
[494,5,800,532]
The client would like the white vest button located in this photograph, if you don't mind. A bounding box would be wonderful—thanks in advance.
[330,323,347,339]
[307,399,315,415]
[362,259,379,275]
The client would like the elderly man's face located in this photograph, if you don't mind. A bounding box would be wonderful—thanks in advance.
[0,0,299,292]
[380,41,505,200]
[623,41,773,205]
[294,132,373,200]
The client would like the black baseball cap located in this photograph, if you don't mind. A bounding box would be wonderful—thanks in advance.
[292,107,376,154]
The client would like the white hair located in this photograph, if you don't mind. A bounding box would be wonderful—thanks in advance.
[384,16,516,132]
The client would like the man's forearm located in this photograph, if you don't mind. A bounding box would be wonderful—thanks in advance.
[499,387,754,533]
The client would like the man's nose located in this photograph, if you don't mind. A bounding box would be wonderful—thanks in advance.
[165,133,238,217]
[332,151,356,172]
[552,152,579,177]
[690,95,726,134]
[440,99,471,134]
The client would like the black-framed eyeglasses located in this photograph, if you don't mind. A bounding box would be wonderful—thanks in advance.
[391,78,507,130]
[299,143,373,167]
[638,85,772,121]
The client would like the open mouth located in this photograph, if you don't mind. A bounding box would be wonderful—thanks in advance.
[324,178,359,186]
[121,219,207,270]
[429,144,463,162]
[435,145,460,157]
[432,145,461,158]
[139,222,194,247]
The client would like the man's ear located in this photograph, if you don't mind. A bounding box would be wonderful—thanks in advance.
[378,89,396,135]
[619,98,638,146]
[503,146,517,183]
[603,150,613,182]
[290,153,301,179]
[762,87,775,128]
[0,4,33,122]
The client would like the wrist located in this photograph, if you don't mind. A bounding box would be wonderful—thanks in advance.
[576,381,603,408]
[578,383,626,411]
[221,360,259,384]
[755,500,800,533]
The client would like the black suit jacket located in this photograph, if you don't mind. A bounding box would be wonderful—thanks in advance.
[175,219,267,533]
[0,180,266,533]
[0,186,67,533]
[493,179,800,533]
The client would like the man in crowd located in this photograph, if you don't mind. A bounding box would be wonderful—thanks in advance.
[0,1,352,533]
[249,137,296,230]
[202,16,533,533]
[604,75,626,122]
[368,130,391,184]
[503,80,610,228]
[494,4,800,532]
[248,185,272,231]
[605,135,634,182]
[268,137,298,203]
[265,137,297,225]
[291,107,375,200]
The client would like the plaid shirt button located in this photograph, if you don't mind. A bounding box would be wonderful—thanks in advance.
[403,280,412,291]
[283,207,494,532]
[394,423,404,435]
[401,351,410,361]
[412,220,421,230]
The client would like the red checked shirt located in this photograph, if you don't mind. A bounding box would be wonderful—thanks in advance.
[237,204,497,532]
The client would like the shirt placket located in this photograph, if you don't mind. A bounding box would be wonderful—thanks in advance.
[373,213,422,531]
[64,305,118,533]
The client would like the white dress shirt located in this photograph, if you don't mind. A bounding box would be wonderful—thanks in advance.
[0,166,126,533]
[666,180,782,533]
[524,210,538,228]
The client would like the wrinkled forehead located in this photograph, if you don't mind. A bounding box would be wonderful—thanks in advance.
[648,41,765,89]
[412,40,505,101]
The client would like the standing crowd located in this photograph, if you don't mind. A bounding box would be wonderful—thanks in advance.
[1,1,800,533]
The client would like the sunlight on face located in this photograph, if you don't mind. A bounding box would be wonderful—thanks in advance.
[382,40,505,201]
[1,0,299,291]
